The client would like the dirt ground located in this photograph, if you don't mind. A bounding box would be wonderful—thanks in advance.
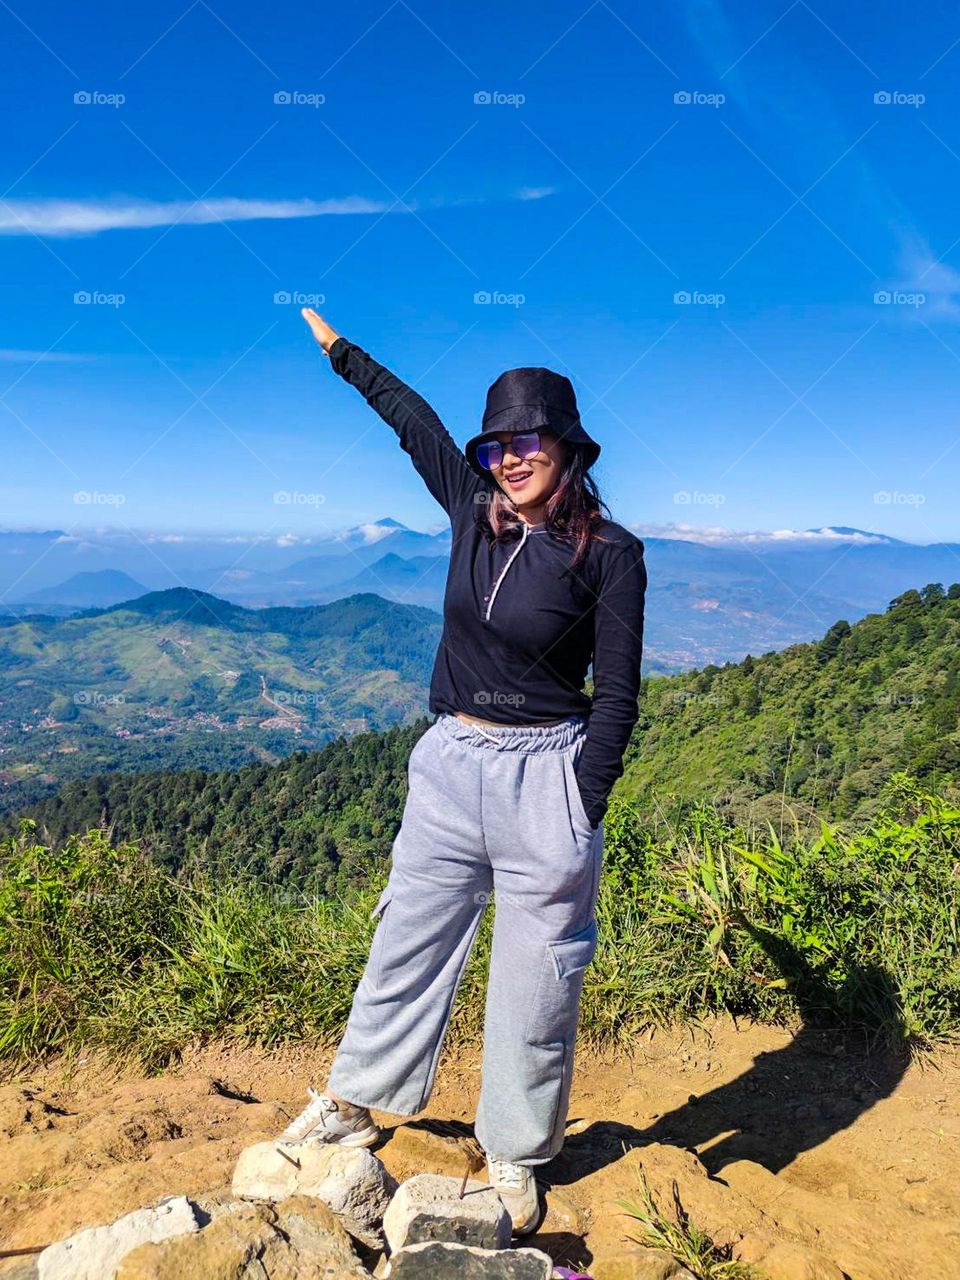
[0,1019,957,1279]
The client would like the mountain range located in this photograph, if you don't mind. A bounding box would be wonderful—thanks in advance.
[3,520,960,671]
[19,584,958,882]
[0,589,440,816]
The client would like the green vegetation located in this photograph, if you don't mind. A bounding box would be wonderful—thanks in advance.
[617,1168,759,1278]
[19,586,960,872]
[0,589,441,815]
[624,585,960,825]
[2,774,956,1068]
[2,583,957,1070]
[22,718,431,892]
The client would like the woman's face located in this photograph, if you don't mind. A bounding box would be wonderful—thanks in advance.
[490,430,567,510]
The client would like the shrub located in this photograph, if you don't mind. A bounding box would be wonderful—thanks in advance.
[1,774,957,1069]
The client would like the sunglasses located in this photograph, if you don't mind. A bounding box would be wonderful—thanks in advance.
[475,430,543,471]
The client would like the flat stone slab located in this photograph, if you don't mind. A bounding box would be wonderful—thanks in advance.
[37,1195,199,1280]
[386,1240,554,1279]
[384,1172,511,1253]
[116,1195,368,1280]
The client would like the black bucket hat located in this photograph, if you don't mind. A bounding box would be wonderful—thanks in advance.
[464,365,601,477]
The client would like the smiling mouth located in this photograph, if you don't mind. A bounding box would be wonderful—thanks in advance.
[505,470,533,487]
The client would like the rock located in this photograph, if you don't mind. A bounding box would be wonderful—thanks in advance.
[188,1189,247,1227]
[733,1231,779,1265]
[591,1244,692,1279]
[0,1261,39,1280]
[117,1201,278,1280]
[734,1234,846,1280]
[385,1240,553,1278]
[383,1122,469,1179]
[536,1187,586,1238]
[37,1195,200,1280]
[232,1138,396,1243]
[383,1173,511,1253]
[117,1196,368,1279]
[276,1192,364,1257]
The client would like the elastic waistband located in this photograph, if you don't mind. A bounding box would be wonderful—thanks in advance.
[436,710,586,754]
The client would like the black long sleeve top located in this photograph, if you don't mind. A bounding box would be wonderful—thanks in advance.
[326,336,646,829]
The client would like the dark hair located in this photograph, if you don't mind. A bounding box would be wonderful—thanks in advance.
[476,439,613,573]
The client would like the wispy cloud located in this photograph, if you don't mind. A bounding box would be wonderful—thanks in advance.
[0,188,556,237]
[897,236,960,318]
[0,196,393,237]
[0,349,91,362]
[633,522,898,546]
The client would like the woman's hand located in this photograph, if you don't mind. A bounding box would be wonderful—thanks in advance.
[302,308,341,355]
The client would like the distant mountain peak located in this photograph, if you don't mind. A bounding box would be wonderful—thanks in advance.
[101,586,245,624]
[343,518,410,546]
[12,569,150,610]
[804,526,904,545]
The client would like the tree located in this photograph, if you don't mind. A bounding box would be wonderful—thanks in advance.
[889,589,922,612]
[818,620,851,663]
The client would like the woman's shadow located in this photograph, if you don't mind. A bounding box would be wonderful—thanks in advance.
[544,926,911,1186]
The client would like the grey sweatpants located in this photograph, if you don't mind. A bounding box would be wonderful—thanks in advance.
[326,710,603,1166]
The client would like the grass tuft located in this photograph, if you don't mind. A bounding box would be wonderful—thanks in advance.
[617,1167,759,1279]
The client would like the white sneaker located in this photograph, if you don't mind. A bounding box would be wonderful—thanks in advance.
[485,1155,541,1235]
[279,1087,380,1148]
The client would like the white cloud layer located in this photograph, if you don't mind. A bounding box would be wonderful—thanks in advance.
[0,349,90,362]
[630,522,898,546]
[0,187,556,237]
[0,196,393,236]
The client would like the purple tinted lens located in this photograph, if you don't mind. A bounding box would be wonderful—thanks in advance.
[512,431,541,459]
[476,440,501,470]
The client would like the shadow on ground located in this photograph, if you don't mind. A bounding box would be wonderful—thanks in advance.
[545,941,910,1186]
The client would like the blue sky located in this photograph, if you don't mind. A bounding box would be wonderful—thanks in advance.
[3,0,960,548]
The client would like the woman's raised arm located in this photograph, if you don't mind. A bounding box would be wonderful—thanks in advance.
[303,309,485,518]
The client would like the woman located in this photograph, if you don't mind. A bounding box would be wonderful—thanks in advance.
[280,309,647,1235]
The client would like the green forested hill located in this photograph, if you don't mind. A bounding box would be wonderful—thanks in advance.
[23,717,432,893]
[621,584,960,824]
[0,589,441,815]
[17,585,960,880]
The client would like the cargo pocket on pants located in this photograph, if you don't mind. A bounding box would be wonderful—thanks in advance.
[524,917,598,1046]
